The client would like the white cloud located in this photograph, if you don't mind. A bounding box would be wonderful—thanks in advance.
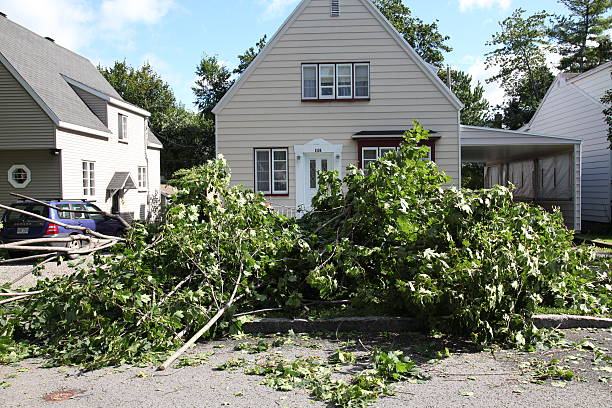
[458,0,511,12]
[99,0,174,32]
[258,0,299,21]
[462,56,506,107]
[0,0,95,49]
[0,0,174,49]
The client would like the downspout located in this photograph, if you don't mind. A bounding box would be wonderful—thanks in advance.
[144,119,150,221]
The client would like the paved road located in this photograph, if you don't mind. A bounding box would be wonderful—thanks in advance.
[0,261,75,289]
[1,329,610,408]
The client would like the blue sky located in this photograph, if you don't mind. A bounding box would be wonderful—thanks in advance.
[0,0,570,109]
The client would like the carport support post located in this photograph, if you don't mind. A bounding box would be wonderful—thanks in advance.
[573,142,582,232]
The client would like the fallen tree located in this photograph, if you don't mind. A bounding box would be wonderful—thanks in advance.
[0,123,608,370]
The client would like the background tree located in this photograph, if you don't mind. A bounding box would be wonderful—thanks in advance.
[499,66,555,129]
[550,0,612,73]
[99,61,176,134]
[602,82,612,149]
[192,55,234,120]
[100,62,215,179]
[438,69,490,126]
[234,35,268,75]
[485,9,554,129]
[373,0,452,67]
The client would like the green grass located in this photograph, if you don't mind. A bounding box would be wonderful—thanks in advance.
[576,233,612,245]
[535,306,611,318]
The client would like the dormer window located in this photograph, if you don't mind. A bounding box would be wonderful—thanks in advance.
[301,63,370,101]
[118,113,128,141]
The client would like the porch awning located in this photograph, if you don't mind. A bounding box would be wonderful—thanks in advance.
[106,172,136,197]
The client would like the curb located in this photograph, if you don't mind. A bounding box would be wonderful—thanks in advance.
[532,314,612,329]
[242,315,612,334]
[243,316,423,334]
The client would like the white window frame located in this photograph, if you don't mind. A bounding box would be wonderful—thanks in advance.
[336,64,353,99]
[254,148,289,195]
[82,160,95,197]
[301,64,318,100]
[362,147,379,169]
[118,113,128,141]
[7,164,31,188]
[318,64,336,100]
[354,63,370,99]
[138,166,148,190]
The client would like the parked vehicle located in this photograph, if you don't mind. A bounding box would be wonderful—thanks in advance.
[0,200,125,256]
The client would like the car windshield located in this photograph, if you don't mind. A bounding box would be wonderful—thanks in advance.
[4,204,49,224]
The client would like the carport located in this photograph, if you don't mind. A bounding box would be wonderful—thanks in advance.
[460,126,582,231]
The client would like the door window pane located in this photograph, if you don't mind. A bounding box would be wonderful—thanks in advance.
[321,159,328,172]
[72,204,88,219]
[57,204,72,220]
[309,160,317,189]
[85,204,105,220]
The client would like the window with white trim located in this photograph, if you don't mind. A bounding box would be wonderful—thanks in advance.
[319,64,335,99]
[254,148,288,194]
[301,63,370,101]
[354,63,370,98]
[7,165,31,188]
[302,64,317,99]
[138,166,147,189]
[82,161,95,197]
[118,113,128,141]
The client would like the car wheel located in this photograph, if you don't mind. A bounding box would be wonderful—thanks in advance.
[66,237,82,260]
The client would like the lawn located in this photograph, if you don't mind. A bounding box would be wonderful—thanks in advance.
[576,233,612,245]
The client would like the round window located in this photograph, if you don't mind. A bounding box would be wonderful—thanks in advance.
[12,168,28,184]
[8,165,32,188]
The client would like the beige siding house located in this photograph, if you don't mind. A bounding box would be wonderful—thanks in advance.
[0,13,162,221]
[522,62,612,226]
[213,0,463,214]
[213,0,583,230]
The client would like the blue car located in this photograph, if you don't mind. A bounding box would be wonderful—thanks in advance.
[0,200,125,255]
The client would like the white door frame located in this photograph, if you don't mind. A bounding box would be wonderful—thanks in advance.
[294,138,343,213]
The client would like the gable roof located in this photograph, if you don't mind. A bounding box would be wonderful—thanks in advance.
[212,0,463,114]
[523,62,611,131]
[0,15,144,134]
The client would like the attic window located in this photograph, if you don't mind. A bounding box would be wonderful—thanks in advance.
[331,0,339,17]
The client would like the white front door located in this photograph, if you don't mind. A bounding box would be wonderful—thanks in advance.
[304,153,333,211]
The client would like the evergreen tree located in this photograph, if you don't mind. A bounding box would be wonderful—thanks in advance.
[551,0,612,73]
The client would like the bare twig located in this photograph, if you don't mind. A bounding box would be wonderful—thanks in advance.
[0,294,32,305]
[0,290,43,296]
[158,257,246,371]
[0,252,58,265]
[0,203,124,241]
[10,192,131,230]
[0,234,93,248]
[233,307,284,318]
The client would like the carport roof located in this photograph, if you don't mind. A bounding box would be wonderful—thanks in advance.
[460,126,581,163]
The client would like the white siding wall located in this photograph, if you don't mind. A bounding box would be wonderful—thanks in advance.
[56,104,156,220]
[528,68,612,224]
[216,0,460,209]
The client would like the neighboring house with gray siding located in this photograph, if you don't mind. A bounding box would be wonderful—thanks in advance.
[213,0,583,230]
[522,62,612,227]
[0,13,162,221]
